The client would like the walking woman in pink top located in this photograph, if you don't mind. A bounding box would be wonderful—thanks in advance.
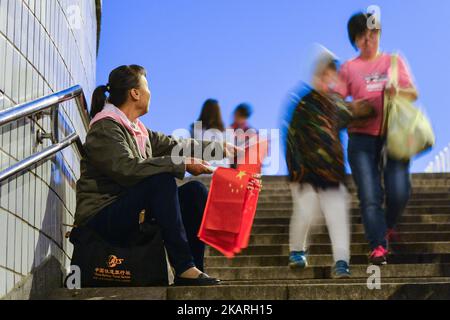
[334,12,419,265]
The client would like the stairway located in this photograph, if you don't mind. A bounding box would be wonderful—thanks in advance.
[49,174,450,300]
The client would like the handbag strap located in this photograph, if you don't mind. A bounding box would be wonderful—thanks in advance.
[390,53,399,88]
[381,53,399,136]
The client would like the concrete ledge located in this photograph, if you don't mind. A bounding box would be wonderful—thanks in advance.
[48,287,168,300]
[2,257,63,300]
[167,282,450,300]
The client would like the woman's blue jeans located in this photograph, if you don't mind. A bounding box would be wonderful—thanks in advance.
[348,134,411,250]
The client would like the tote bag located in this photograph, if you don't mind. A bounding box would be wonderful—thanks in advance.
[67,222,173,287]
[382,54,435,161]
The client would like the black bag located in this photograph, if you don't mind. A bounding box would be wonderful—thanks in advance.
[67,223,170,287]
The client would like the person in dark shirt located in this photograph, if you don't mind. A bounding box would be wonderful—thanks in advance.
[285,49,374,278]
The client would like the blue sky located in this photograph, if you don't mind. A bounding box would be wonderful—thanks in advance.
[96,0,450,174]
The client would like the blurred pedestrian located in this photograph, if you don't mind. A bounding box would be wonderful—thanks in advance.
[334,12,418,264]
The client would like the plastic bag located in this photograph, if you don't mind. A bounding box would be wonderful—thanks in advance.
[383,55,435,161]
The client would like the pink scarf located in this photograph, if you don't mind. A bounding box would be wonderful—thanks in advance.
[90,103,149,158]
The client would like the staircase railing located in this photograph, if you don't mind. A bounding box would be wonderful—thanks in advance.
[0,85,89,182]
[425,143,450,173]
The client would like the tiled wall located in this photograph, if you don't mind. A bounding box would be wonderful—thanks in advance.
[0,0,98,297]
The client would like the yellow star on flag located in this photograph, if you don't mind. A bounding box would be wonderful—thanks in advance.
[236,171,247,180]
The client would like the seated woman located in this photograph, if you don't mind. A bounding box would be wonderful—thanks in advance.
[75,65,234,286]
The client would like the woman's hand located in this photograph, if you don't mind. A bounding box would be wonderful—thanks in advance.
[185,157,214,176]
[385,83,398,99]
[348,99,376,119]
[223,142,244,158]
[347,99,376,128]
[385,84,418,102]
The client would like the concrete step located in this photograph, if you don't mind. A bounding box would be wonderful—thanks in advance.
[256,199,450,208]
[258,185,450,192]
[255,206,450,217]
[168,282,450,300]
[260,176,450,184]
[203,183,450,192]
[205,253,450,268]
[251,223,450,234]
[48,277,450,300]
[206,242,450,256]
[218,277,450,286]
[256,174,450,182]
[256,173,450,180]
[257,193,450,202]
[253,214,450,225]
[171,281,450,300]
[248,232,450,245]
[195,175,450,183]
[48,287,167,300]
[259,178,450,185]
[190,173,450,185]
[204,264,450,281]
[256,187,450,195]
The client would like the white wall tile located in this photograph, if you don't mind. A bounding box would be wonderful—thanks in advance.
[18,55,27,104]
[14,274,23,289]
[28,173,35,226]
[11,49,20,103]
[0,267,6,297]
[9,121,18,160]
[0,209,7,267]
[20,6,28,57]
[26,9,34,62]
[34,178,42,230]
[21,223,28,274]
[33,229,39,268]
[0,35,6,97]
[22,172,29,223]
[15,174,23,219]
[6,269,14,294]
[27,224,35,272]
[40,180,49,231]
[0,181,8,210]
[6,213,15,270]
[0,0,7,35]
[7,173,16,215]
[14,214,22,273]
[13,0,22,49]
[3,41,13,99]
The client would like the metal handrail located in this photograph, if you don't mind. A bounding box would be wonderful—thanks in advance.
[0,85,89,182]
[0,85,90,130]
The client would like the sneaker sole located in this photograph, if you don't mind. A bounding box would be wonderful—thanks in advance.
[369,258,387,265]
[332,273,351,279]
[289,262,308,269]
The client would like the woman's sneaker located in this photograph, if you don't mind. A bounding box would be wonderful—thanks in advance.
[369,245,388,265]
[332,260,351,278]
[289,251,308,269]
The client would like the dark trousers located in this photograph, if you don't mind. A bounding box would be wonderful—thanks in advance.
[348,134,411,250]
[86,173,208,275]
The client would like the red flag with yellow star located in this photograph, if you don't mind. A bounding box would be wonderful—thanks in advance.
[237,138,269,174]
[198,167,262,258]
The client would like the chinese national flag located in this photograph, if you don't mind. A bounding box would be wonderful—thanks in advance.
[198,139,267,258]
[198,168,261,258]
[237,138,269,174]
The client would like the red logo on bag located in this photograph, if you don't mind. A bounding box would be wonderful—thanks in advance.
[107,255,124,268]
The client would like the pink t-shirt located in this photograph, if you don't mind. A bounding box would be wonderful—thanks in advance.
[334,53,414,136]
